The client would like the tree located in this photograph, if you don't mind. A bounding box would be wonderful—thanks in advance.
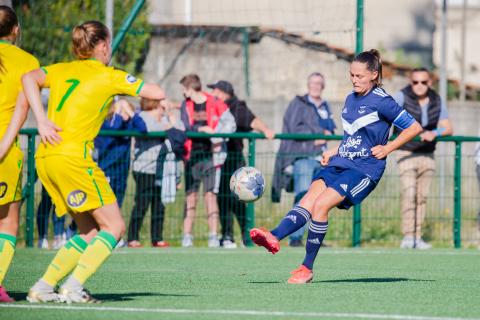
[13,0,149,74]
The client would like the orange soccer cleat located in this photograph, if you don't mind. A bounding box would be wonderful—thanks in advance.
[287,265,313,284]
[249,228,280,254]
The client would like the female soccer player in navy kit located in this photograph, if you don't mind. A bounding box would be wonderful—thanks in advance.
[250,49,422,284]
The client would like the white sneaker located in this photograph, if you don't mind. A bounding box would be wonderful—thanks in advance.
[52,234,67,250]
[414,238,432,250]
[400,236,432,249]
[222,239,237,249]
[400,236,414,249]
[182,234,193,247]
[38,238,49,249]
[208,234,220,248]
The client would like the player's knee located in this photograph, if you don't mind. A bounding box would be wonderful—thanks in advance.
[312,202,329,221]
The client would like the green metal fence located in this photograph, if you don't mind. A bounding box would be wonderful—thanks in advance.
[16,128,480,248]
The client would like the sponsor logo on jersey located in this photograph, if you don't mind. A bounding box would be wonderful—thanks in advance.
[0,182,7,199]
[126,74,137,84]
[340,184,348,192]
[338,135,369,160]
[67,190,87,208]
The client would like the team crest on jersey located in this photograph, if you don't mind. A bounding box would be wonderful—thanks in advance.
[358,105,367,114]
[0,182,7,199]
[126,74,137,84]
[67,190,87,208]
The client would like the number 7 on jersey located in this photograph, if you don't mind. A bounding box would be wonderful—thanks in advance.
[56,79,80,112]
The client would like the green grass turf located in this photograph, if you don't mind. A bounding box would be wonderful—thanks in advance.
[1,247,480,320]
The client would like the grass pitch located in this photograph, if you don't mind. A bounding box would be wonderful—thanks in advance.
[1,247,479,320]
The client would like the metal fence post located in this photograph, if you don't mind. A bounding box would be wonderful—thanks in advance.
[25,133,36,247]
[352,204,361,247]
[244,137,256,246]
[242,27,251,97]
[453,140,462,248]
[111,0,145,56]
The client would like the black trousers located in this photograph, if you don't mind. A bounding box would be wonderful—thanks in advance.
[218,153,247,243]
[128,172,165,242]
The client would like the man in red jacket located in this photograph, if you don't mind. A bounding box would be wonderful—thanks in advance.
[179,74,236,248]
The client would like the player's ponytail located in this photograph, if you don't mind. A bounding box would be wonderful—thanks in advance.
[353,49,383,87]
[72,20,109,59]
[0,5,18,74]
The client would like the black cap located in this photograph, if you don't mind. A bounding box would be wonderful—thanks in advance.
[207,80,234,96]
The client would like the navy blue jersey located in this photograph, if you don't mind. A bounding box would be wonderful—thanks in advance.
[328,87,414,183]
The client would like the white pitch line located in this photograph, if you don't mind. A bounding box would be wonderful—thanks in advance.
[110,249,480,257]
[0,304,478,320]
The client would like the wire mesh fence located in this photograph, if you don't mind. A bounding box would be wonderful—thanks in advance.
[14,130,480,249]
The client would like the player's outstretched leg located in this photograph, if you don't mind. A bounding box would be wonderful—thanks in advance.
[250,180,327,254]
[250,205,312,254]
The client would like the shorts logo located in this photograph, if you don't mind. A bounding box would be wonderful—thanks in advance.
[126,74,137,83]
[0,182,7,199]
[67,190,87,208]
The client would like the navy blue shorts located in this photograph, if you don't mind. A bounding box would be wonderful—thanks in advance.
[312,166,377,210]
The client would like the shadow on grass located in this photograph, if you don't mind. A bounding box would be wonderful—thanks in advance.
[9,291,197,302]
[316,277,435,283]
[248,281,283,284]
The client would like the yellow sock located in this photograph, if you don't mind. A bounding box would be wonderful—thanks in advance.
[0,233,16,285]
[42,235,88,287]
[71,231,117,285]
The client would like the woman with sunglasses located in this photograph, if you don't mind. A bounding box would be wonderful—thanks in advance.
[393,67,452,250]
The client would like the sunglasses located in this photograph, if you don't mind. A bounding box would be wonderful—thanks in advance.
[412,80,428,85]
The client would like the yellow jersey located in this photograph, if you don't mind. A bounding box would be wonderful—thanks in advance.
[0,40,39,134]
[36,59,144,159]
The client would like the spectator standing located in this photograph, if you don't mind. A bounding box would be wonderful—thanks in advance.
[272,72,336,246]
[393,67,452,249]
[209,80,274,248]
[180,74,236,248]
[127,98,184,248]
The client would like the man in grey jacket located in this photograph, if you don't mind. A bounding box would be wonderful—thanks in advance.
[272,72,336,246]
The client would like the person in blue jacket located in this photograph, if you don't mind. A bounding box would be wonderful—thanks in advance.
[94,99,147,207]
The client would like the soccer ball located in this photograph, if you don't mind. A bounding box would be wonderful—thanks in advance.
[230,166,265,202]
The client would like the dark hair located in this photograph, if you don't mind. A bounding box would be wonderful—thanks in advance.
[353,49,383,86]
[0,5,18,74]
[411,67,431,77]
[72,20,109,59]
[180,74,202,91]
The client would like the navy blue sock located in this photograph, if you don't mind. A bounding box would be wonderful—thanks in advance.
[302,220,328,270]
[271,206,311,240]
